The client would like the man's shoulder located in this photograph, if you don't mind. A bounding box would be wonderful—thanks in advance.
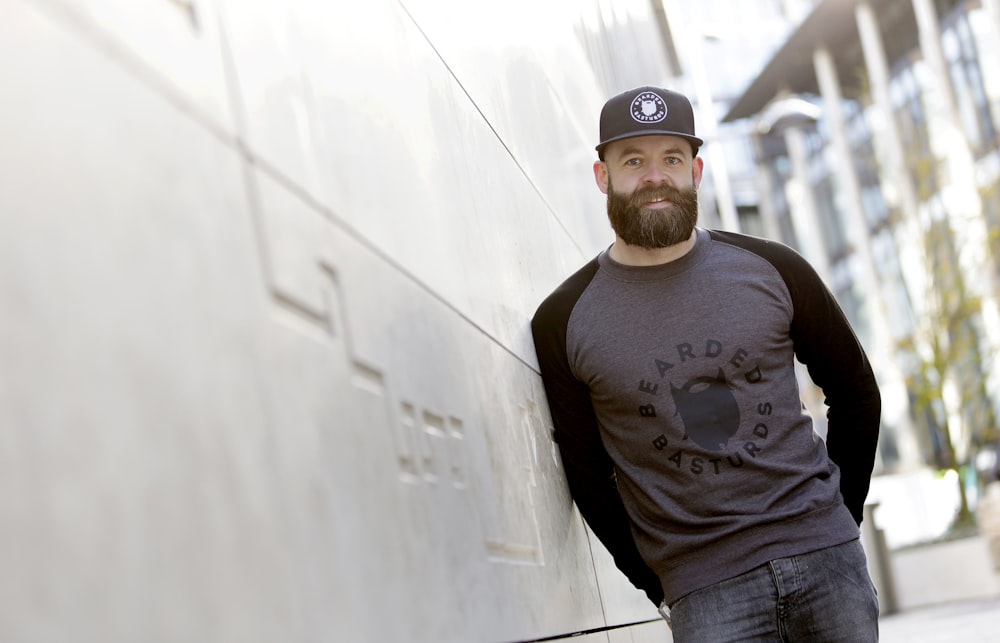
[707,229,800,261]
[532,256,602,327]
[706,229,815,280]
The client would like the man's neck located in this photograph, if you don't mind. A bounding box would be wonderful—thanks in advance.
[608,229,698,266]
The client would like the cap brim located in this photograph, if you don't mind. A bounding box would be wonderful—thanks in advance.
[596,130,704,152]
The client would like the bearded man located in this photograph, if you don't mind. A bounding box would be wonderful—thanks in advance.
[530,86,881,642]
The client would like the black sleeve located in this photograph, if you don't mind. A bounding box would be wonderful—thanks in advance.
[531,260,664,606]
[710,232,881,525]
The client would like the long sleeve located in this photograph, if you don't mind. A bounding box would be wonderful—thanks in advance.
[789,268,881,525]
[531,261,664,606]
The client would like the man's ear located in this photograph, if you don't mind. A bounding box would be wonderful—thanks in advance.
[693,156,705,188]
[593,161,610,195]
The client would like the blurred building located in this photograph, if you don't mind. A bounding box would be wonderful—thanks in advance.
[687,0,1000,478]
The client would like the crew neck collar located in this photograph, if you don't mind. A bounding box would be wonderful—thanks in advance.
[598,227,711,281]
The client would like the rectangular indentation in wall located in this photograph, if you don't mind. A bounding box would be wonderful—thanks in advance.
[422,410,446,484]
[479,399,545,567]
[166,0,199,31]
[397,402,420,483]
[350,361,384,396]
[270,289,335,342]
[447,416,466,490]
[485,541,542,566]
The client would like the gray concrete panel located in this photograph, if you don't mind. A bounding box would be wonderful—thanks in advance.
[1,0,680,641]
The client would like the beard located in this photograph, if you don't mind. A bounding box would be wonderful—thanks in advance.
[606,177,699,249]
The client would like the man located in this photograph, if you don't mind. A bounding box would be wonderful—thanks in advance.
[531,86,880,641]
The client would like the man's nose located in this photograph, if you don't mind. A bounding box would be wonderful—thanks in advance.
[643,169,673,185]
[642,166,673,186]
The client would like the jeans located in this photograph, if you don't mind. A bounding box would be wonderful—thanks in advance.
[668,539,879,642]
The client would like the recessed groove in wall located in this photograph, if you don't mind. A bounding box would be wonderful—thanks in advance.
[396,402,421,483]
[394,0,582,257]
[448,417,467,490]
[244,149,538,373]
[350,361,386,396]
[269,289,334,342]
[165,0,199,32]
[32,0,234,148]
[485,540,542,566]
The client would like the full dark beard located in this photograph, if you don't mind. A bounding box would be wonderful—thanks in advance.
[607,179,699,249]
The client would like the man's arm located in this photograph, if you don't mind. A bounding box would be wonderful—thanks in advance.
[531,267,664,606]
[560,440,664,606]
[788,265,881,525]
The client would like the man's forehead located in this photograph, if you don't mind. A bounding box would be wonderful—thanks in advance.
[604,134,693,159]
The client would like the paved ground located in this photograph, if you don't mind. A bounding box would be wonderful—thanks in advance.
[879,597,1000,642]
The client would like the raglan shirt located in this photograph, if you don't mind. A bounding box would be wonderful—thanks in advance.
[531,228,881,607]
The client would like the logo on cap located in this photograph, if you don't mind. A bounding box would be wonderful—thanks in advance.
[630,91,667,124]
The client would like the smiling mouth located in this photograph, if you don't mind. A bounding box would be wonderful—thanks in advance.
[631,186,679,208]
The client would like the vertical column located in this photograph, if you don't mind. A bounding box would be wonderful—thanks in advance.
[969,0,1000,140]
[750,132,784,242]
[658,0,741,232]
[813,46,922,469]
[781,122,831,281]
[855,0,926,287]
[986,0,1000,35]
[912,0,1000,427]
[856,1,934,471]
[779,0,814,24]
[687,35,741,232]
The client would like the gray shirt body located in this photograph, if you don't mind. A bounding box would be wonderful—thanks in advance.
[532,228,880,605]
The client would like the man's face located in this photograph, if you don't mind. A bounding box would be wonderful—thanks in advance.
[594,135,704,249]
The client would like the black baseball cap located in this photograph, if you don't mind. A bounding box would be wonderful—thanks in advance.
[596,86,703,158]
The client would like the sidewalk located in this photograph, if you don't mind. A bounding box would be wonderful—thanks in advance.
[879,597,1000,642]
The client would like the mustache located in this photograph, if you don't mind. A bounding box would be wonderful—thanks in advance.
[627,183,687,206]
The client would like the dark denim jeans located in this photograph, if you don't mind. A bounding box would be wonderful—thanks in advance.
[668,538,879,642]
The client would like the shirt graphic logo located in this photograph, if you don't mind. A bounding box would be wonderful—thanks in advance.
[631,92,667,123]
[670,368,740,451]
[639,339,772,476]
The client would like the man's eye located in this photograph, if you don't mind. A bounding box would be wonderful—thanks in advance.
[625,158,641,166]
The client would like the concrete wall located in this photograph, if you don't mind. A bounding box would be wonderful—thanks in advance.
[0,0,676,641]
